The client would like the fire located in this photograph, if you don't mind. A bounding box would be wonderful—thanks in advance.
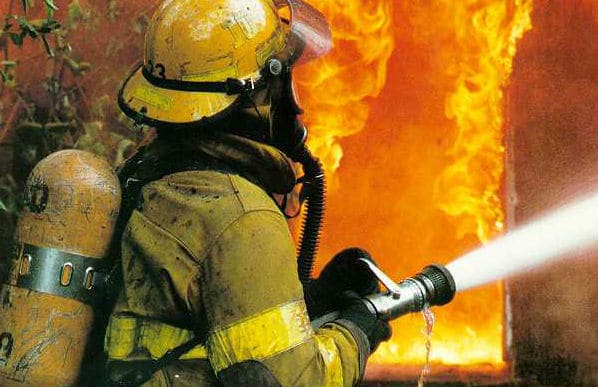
[296,0,533,378]
[434,0,533,243]
[294,0,394,179]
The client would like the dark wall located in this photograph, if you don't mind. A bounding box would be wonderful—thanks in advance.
[508,1,598,385]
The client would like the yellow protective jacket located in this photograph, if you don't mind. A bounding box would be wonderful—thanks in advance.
[104,133,369,387]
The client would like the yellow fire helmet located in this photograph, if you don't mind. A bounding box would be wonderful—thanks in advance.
[119,0,332,128]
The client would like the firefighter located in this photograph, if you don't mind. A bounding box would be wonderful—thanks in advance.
[104,0,391,385]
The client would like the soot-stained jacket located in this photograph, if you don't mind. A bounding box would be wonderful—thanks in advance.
[104,133,370,387]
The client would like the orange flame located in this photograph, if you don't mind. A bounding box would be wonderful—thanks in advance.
[296,0,533,378]
[434,0,533,242]
[294,0,394,179]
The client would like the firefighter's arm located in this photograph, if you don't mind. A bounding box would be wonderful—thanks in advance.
[201,209,370,387]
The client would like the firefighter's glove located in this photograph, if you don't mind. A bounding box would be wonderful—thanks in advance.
[338,291,392,353]
[305,247,379,318]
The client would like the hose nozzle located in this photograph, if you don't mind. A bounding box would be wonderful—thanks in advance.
[415,264,456,306]
[359,260,456,321]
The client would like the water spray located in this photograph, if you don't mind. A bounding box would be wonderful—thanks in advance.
[447,189,598,291]
[314,189,598,327]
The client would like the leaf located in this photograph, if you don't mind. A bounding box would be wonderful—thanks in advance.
[66,0,85,30]
[43,19,61,33]
[17,17,38,38]
[41,34,54,57]
[75,121,113,158]
[64,56,90,75]
[44,0,59,11]
[0,199,7,212]
[3,20,14,32]
[28,19,49,30]
[7,32,24,46]
[0,65,16,85]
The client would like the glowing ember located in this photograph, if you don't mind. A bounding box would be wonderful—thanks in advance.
[296,0,533,375]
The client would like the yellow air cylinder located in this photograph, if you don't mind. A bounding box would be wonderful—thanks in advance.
[0,150,121,386]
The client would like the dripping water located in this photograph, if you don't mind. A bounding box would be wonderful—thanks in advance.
[417,303,435,387]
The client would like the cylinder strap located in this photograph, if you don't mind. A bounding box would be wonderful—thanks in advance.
[14,243,109,305]
[105,314,207,360]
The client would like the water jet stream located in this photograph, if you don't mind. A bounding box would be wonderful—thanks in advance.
[353,189,598,324]
[314,190,598,344]
[447,189,598,291]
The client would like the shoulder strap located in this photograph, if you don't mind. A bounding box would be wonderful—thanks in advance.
[106,335,204,387]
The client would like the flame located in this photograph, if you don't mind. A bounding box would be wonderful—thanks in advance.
[434,0,533,243]
[294,0,394,179]
[296,0,533,377]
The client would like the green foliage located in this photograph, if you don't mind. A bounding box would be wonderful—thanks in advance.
[0,0,90,89]
[44,0,59,12]
[66,0,91,30]
[0,1,108,217]
[0,0,140,265]
[1,7,62,57]
[75,121,135,166]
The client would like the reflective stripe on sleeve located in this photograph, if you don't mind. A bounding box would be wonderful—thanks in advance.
[105,314,207,360]
[208,300,313,373]
[314,334,344,387]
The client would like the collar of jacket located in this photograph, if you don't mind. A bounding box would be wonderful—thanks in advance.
[142,131,297,195]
